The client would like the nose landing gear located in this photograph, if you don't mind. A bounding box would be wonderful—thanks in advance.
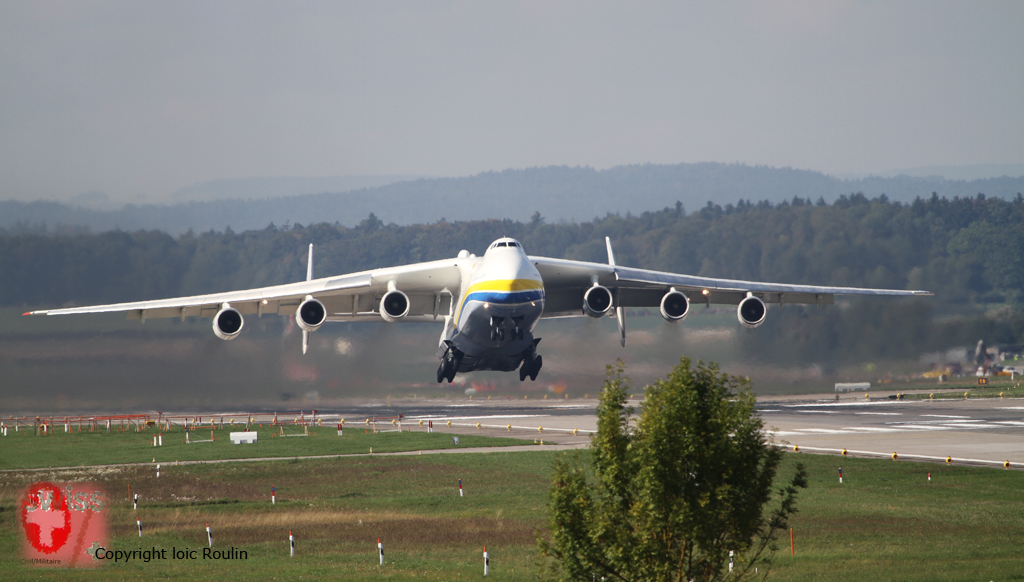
[492,316,526,342]
[490,316,505,341]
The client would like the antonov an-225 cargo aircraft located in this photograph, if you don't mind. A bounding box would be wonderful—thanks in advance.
[27,237,931,383]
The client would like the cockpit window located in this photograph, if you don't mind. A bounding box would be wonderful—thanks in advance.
[497,242,508,247]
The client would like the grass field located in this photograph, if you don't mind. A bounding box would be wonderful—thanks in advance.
[3,436,1024,580]
[0,424,527,470]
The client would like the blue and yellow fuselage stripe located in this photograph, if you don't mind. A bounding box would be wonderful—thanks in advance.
[455,278,544,325]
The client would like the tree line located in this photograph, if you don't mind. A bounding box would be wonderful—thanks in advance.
[3,192,1024,363]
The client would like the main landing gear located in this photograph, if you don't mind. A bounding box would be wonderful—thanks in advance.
[437,343,464,384]
[519,340,543,382]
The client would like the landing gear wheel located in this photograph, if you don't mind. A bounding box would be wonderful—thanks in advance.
[519,353,542,381]
[446,351,462,383]
[437,347,463,384]
[529,355,542,381]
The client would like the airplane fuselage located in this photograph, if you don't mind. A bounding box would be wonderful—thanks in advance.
[437,238,545,376]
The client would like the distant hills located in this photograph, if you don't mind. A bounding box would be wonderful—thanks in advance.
[3,163,1022,235]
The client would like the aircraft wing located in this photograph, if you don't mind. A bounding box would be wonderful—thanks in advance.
[530,255,932,318]
[26,258,464,322]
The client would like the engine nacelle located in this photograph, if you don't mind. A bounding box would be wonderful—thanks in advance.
[380,289,410,323]
[583,285,613,318]
[660,289,690,322]
[296,298,327,332]
[212,306,244,340]
[737,294,767,328]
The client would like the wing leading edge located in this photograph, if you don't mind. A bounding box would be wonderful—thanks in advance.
[26,258,464,322]
[532,252,931,318]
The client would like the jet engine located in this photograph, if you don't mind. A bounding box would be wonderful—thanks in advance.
[583,285,613,318]
[660,289,690,322]
[212,306,244,340]
[296,298,327,332]
[737,294,767,328]
[380,289,410,322]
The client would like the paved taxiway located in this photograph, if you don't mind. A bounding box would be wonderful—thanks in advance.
[201,392,1024,467]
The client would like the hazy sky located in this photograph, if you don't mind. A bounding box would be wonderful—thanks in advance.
[1,1,1021,202]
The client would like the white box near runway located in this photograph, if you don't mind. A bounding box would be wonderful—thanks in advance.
[835,382,871,393]
[230,431,258,444]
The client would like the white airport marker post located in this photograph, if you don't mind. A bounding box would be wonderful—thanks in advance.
[207,522,213,547]
[378,537,384,565]
[289,530,295,557]
[458,478,464,497]
[729,550,734,573]
[137,516,143,537]
[133,493,139,510]
[158,433,162,446]
[484,546,490,576]
[838,467,843,484]
[272,486,276,504]
[156,464,160,478]
[928,472,931,483]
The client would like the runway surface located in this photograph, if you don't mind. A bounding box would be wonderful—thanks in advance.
[192,392,1024,468]
[759,394,1024,467]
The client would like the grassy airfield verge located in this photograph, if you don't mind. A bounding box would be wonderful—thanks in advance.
[2,441,1024,580]
[0,425,526,470]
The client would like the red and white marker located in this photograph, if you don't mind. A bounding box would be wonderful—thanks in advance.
[158,433,163,446]
[289,530,295,557]
[206,522,213,547]
[272,486,276,504]
[484,546,490,576]
[458,478,464,497]
[378,537,384,565]
[137,516,143,537]
[928,472,931,482]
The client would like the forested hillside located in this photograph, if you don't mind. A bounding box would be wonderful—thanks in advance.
[3,163,1022,235]
[4,192,1024,365]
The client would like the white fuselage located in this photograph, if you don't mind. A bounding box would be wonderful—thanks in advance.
[442,239,545,372]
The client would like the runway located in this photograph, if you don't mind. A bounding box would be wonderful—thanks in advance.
[758,394,1024,467]
[170,391,1024,468]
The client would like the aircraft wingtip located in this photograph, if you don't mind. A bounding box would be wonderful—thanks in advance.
[22,311,31,316]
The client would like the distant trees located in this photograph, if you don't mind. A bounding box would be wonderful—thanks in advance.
[540,359,807,581]
[3,192,1024,358]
